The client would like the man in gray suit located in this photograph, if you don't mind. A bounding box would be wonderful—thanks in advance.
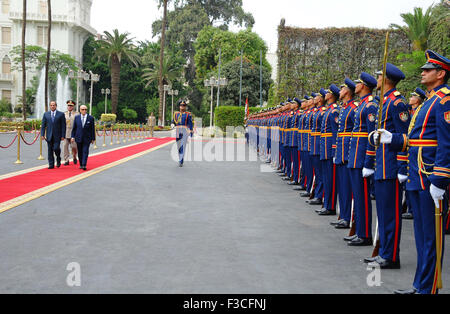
[40,101,66,169]
[63,100,79,166]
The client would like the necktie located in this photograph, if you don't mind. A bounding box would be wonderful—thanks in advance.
[82,116,86,127]
[51,111,55,122]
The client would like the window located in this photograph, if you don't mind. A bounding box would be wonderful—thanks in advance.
[37,26,48,46]
[2,56,10,74]
[39,1,47,15]
[1,27,10,45]
[2,0,10,14]
[2,89,11,103]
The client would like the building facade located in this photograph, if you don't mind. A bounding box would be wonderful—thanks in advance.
[0,0,96,108]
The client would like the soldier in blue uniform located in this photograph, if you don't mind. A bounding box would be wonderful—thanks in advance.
[308,89,327,205]
[172,100,193,167]
[331,78,357,229]
[345,72,378,246]
[294,97,309,191]
[365,63,410,269]
[403,87,428,220]
[287,98,302,186]
[300,96,316,198]
[377,49,449,294]
[318,84,341,215]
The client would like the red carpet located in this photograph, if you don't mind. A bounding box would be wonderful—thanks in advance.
[0,138,175,204]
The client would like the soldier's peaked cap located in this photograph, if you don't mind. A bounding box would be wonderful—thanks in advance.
[328,84,341,98]
[411,87,426,100]
[319,88,327,98]
[341,78,356,92]
[421,49,450,72]
[294,97,302,104]
[376,63,405,82]
[355,72,377,89]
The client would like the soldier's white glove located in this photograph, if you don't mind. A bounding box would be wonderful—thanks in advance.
[333,157,336,164]
[398,174,408,184]
[362,168,375,178]
[374,129,393,144]
[430,184,445,208]
[171,124,175,129]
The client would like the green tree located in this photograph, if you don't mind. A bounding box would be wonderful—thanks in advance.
[218,57,272,107]
[21,0,27,120]
[396,51,427,95]
[390,6,433,51]
[44,0,52,112]
[94,29,140,115]
[194,26,270,82]
[428,0,450,56]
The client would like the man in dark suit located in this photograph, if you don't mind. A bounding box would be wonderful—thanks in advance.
[40,101,66,169]
[71,105,96,171]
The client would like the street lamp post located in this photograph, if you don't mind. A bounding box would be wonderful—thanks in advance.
[162,84,171,127]
[101,88,111,114]
[68,69,88,112]
[204,77,216,128]
[216,77,228,108]
[168,89,179,122]
[86,71,100,116]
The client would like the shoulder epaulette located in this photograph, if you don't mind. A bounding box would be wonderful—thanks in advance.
[366,102,378,108]
[439,87,450,95]
[394,98,404,106]
[354,102,360,107]
[394,91,401,97]
[333,104,338,108]
[368,96,374,102]
[440,95,450,105]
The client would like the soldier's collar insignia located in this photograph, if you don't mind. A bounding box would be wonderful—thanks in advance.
[445,111,450,124]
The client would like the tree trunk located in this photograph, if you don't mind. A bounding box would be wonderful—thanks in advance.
[21,0,27,120]
[110,55,120,115]
[158,0,168,126]
[44,0,51,112]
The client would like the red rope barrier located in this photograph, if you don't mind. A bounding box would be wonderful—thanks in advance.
[20,132,40,146]
[0,134,18,149]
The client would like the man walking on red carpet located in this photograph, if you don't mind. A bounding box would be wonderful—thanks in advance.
[71,105,96,171]
[40,101,66,169]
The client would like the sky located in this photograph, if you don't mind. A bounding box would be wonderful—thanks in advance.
[91,0,437,53]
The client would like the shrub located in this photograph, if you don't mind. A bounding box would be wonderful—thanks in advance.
[101,114,117,123]
[214,106,261,130]
[122,107,138,121]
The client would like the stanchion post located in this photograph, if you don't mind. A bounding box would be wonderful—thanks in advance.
[116,127,121,144]
[15,127,23,164]
[102,125,106,147]
[129,126,132,142]
[110,126,114,145]
[38,132,45,160]
[94,126,98,149]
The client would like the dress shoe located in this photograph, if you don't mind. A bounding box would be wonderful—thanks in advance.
[330,219,344,226]
[82,167,87,171]
[282,177,292,181]
[279,173,288,177]
[64,161,70,166]
[300,192,310,198]
[288,181,299,186]
[275,170,284,173]
[56,162,61,168]
[48,166,54,169]
[344,235,358,242]
[348,237,373,246]
[79,166,84,170]
[73,158,78,165]
[369,257,400,269]
[179,162,183,167]
[297,185,306,191]
[309,198,323,205]
[363,255,381,264]
[335,220,350,229]
[314,206,323,212]
[371,194,376,200]
[318,209,336,216]
[265,160,271,164]
[402,213,413,220]
[394,288,417,295]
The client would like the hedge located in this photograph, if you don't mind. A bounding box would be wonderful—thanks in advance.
[214,106,261,130]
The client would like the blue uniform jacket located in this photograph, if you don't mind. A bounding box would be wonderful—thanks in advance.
[390,85,450,190]
[335,100,356,164]
[348,94,378,169]
[310,106,326,156]
[320,103,340,160]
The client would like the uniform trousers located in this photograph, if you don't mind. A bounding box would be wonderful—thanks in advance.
[176,128,189,164]
[336,163,352,222]
[302,151,314,192]
[408,189,447,294]
[63,138,77,162]
[310,155,323,199]
[284,145,292,176]
[349,168,372,239]
[290,146,299,182]
[321,159,337,211]
[374,179,403,262]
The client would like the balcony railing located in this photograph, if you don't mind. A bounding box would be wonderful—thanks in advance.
[0,73,13,81]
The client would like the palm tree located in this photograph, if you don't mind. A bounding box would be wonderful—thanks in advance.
[94,29,140,114]
[21,0,27,120]
[158,0,168,126]
[142,54,182,87]
[390,6,433,51]
[44,0,51,112]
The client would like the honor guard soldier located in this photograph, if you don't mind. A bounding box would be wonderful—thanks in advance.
[308,89,327,205]
[403,87,428,220]
[366,63,410,269]
[318,84,341,215]
[331,78,357,229]
[172,100,193,167]
[300,93,317,198]
[294,97,308,190]
[377,49,450,294]
[282,100,295,181]
[287,98,302,186]
[346,72,378,246]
